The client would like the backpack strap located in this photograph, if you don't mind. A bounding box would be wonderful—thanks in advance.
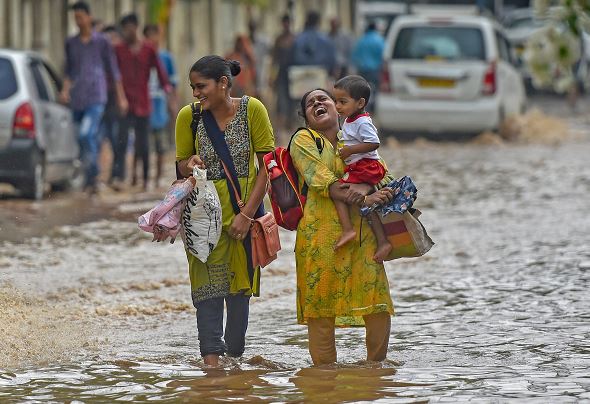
[288,127,325,197]
[288,127,324,154]
[190,102,202,153]
[175,102,202,180]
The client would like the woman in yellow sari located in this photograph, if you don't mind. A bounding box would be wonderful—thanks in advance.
[290,89,395,365]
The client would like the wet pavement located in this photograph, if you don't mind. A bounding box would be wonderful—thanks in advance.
[1,98,589,402]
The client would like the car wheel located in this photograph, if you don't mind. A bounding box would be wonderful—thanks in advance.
[68,159,85,191]
[21,149,45,200]
[494,108,505,133]
[52,159,83,192]
[524,78,537,95]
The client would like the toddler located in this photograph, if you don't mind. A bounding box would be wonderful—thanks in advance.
[333,75,392,263]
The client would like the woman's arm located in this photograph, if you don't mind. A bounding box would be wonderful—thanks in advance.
[243,98,274,216]
[175,105,204,177]
[329,182,373,205]
[229,98,275,240]
[241,153,268,218]
[329,183,394,207]
[229,153,268,241]
[177,155,205,178]
[364,187,394,207]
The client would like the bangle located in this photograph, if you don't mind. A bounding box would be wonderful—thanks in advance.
[239,211,254,222]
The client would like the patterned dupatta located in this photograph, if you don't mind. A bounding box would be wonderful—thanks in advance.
[201,108,264,285]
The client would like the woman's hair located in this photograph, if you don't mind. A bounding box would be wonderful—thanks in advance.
[299,88,335,123]
[189,55,241,88]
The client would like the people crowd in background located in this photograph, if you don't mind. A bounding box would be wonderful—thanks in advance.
[144,23,178,188]
[329,17,354,80]
[351,22,386,113]
[60,1,127,195]
[61,2,385,195]
[270,14,296,138]
[113,13,172,192]
[225,35,258,98]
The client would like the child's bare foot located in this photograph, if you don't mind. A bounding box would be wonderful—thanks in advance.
[335,230,357,249]
[373,243,393,263]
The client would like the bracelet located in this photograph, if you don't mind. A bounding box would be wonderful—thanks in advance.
[239,211,254,222]
[363,195,368,207]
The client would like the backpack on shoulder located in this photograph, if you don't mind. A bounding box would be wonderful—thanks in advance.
[175,102,202,180]
[263,128,324,231]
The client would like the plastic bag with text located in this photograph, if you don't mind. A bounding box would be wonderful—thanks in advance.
[181,167,222,262]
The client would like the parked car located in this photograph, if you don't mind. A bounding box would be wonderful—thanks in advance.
[354,0,481,37]
[376,14,526,135]
[0,49,80,200]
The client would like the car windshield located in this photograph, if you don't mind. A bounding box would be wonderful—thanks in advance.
[505,16,546,29]
[393,26,486,60]
[0,57,18,100]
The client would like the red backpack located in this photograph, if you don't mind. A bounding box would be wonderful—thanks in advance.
[263,128,324,230]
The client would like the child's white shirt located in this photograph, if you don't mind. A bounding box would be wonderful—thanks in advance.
[340,113,381,165]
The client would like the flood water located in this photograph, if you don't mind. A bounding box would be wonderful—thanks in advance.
[1,134,589,401]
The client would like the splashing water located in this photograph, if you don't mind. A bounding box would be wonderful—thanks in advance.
[1,138,589,401]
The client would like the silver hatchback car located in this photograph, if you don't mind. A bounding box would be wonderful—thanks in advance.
[0,49,80,200]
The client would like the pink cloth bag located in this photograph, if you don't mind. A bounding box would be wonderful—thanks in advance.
[138,177,196,242]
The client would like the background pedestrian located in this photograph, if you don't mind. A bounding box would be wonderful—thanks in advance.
[113,13,171,191]
[60,1,127,195]
[144,23,178,188]
[351,22,385,113]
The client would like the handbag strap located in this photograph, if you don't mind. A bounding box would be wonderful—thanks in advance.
[200,101,260,284]
[220,160,246,211]
[201,108,244,215]
[220,160,259,225]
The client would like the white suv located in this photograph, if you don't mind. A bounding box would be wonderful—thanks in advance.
[376,14,526,135]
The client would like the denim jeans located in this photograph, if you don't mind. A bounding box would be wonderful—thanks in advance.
[113,114,149,182]
[194,293,250,357]
[99,113,118,148]
[73,103,105,187]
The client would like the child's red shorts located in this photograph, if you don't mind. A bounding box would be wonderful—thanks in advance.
[339,158,386,185]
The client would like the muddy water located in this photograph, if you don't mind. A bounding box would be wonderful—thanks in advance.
[1,138,590,402]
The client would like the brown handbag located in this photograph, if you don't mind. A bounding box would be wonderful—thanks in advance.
[221,161,281,268]
[250,211,281,267]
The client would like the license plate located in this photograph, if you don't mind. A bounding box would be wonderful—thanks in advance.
[417,78,456,88]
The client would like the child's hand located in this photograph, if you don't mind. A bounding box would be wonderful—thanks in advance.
[338,146,353,160]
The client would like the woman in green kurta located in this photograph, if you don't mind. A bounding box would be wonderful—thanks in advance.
[290,89,395,366]
[176,56,274,366]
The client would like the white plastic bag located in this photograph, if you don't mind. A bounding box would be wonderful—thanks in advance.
[181,167,222,262]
